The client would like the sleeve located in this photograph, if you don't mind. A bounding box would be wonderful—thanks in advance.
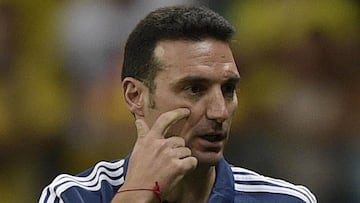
[38,159,126,203]
[297,185,317,203]
[38,186,62,203]
[38,185,90,203]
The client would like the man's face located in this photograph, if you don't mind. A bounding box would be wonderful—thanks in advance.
[142,39,240,166]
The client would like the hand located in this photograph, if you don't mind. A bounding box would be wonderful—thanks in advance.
[112,108,198,202]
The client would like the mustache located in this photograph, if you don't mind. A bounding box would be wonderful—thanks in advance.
[194,120,228,135]
[209,119,225,131]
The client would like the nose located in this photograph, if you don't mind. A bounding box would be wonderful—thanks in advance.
[206,88,230,123]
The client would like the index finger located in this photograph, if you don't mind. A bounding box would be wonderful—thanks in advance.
[150,108,190,138]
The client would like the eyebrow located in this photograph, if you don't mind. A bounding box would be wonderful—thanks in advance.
[171,75,241,90]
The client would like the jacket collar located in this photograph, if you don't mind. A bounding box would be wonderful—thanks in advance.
[208,158,235,203]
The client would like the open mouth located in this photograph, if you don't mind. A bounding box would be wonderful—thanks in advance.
[200,133,225,142]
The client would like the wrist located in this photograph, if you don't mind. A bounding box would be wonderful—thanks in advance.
[112,182,162,203]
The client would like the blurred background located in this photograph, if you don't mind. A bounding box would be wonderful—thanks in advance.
[0,0,359,202]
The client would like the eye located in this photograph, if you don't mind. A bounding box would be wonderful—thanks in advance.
[184,84,206,96]
[222,83,236,97]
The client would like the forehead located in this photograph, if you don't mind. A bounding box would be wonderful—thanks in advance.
[153,39,239,81]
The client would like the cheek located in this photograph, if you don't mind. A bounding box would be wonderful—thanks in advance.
[156,90,188,111]
[155,97,195,137]
[167,104,204,137]
[186,103,206,128]
[166,118,187,138]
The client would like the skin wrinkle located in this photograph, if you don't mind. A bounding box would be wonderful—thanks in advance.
[155,39,234,70]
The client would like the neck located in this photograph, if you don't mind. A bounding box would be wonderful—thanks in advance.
[166,164,216,203]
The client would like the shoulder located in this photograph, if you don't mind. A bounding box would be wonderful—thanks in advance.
[39,159,126,203]
[230,166,317,203]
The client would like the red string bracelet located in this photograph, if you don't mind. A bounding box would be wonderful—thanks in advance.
[116,181,162,202]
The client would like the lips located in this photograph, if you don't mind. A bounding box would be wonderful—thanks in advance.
[199,132,226,142]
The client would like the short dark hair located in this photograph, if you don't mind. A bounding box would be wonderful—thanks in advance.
[121,6,235,90]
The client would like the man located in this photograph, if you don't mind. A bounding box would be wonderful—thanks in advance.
[39,6,317,203]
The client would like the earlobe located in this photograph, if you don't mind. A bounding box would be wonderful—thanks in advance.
[122,77,145,117]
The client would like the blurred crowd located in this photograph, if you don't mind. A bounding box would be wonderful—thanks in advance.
[0,0,359,202]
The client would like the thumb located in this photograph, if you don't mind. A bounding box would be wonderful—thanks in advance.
[135,119,149,137]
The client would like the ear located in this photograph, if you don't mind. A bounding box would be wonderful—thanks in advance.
[122,77,147,117]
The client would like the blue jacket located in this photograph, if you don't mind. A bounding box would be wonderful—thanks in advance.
[39,157,316,203]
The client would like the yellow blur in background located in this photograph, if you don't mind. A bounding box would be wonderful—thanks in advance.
[0,0,359,202]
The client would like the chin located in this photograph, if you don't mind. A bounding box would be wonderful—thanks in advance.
[194,151,223,167]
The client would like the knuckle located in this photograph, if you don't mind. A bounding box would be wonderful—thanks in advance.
[185,148,192,156]
[176,157,197,172]
[192,157,198,165]
[168,136,185,147]
[188,157,198,168]
[174,136,185,146]
[159,140,170,149]
[179,138,185,146]
[175,161,186,172]
[177,147,189,158]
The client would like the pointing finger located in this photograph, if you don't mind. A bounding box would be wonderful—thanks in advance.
[150,108,190,138]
